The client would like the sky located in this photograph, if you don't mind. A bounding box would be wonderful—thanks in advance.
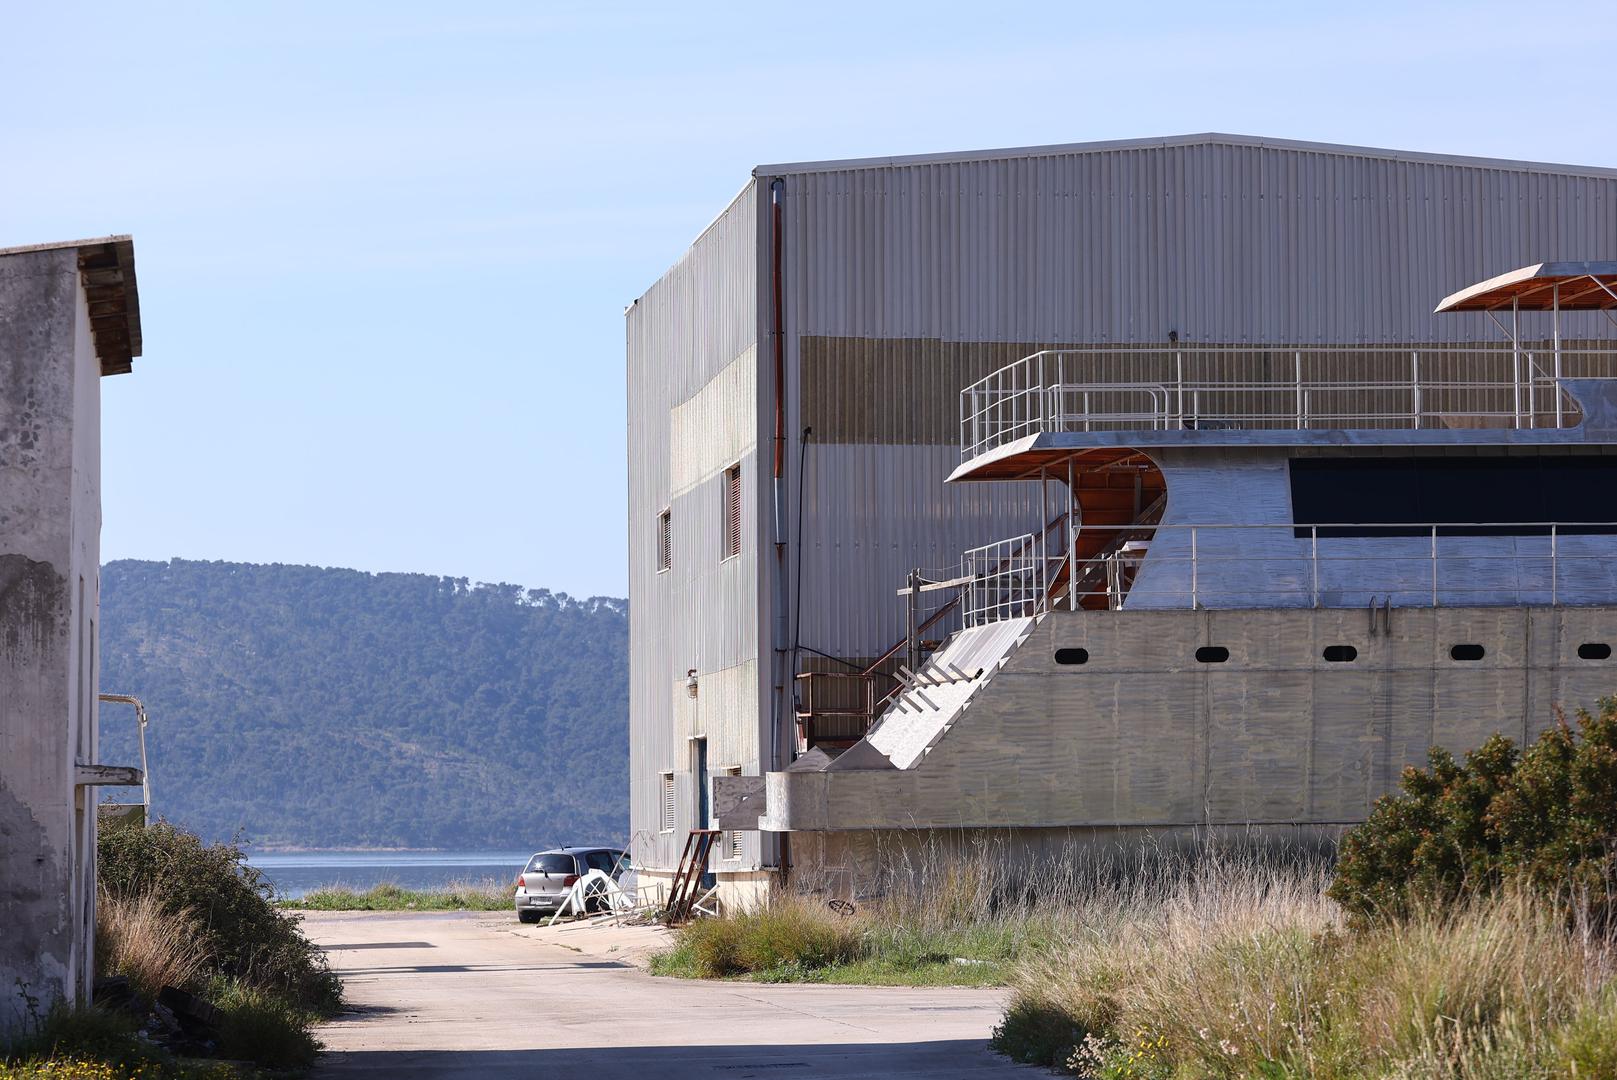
[3,2,1615,598]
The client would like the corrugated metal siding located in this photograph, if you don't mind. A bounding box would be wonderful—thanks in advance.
[772,140,1617,661]
[627,181,760,873]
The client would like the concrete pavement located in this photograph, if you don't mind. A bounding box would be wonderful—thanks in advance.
[303,910,1034,1079]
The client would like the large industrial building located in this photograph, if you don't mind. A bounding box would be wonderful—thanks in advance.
[624,134,1617,902]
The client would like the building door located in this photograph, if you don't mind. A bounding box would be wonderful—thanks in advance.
[693,737,709,828]
[692,738,712,888]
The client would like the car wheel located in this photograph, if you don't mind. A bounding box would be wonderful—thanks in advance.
[517,909,540,924]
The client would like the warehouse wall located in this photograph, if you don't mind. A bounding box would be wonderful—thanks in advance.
[626,182,766,874]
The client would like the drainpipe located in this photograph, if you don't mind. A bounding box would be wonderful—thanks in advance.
[769,177,791,877]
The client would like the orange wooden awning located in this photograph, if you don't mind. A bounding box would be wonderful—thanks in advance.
[1435,262,1617,313]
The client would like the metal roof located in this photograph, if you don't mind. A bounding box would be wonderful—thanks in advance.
[753,132,1617,180]
[1434,262,1617,313]
[0,235,142,375]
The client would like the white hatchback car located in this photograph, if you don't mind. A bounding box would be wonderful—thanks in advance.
[513,846,635,923]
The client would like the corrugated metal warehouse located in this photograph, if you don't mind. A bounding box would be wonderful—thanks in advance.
[624,133,1617,895]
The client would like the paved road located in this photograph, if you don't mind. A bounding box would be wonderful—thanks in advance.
[304,911,1034,1079]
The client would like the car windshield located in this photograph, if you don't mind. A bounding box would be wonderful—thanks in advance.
[526,853,574,874]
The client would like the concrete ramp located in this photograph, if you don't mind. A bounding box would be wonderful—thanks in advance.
[839,617,1037,771]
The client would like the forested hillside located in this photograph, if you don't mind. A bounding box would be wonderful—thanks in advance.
[99,559,627,850]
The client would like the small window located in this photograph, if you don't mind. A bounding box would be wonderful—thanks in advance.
[1054,648,1089,665]
[722,465,742,560]
[660,772,676,832]
[1195,646,1229,664]
[1578,642,1612,661]
[1450,644,1486,662]
[657,509,671,572]
[1322,645,1358,663]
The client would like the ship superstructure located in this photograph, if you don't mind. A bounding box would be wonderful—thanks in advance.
[740,265,1617,875]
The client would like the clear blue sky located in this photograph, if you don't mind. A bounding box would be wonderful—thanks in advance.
[3,2,1613,598]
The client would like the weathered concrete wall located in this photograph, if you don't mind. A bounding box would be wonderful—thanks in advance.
[0,247,101,1031]
[765,606,1617,833]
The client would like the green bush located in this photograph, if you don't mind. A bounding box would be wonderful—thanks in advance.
[0,1004,243,1079]
[97,821,341,1013]
[1329,697,1617,922]
[208,979,320,1069]
[669,900,864,978]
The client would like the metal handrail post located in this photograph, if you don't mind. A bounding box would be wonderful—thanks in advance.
[1311,526,1319,608]
[1527,350,1537,428]
[1553,283,1564,427]
[1412,351,1421,428]
[1512,297,1523,427]
[1551,525,1558,606]
[1431,525,1439,607]
[1295,351,1304,429]
[1190,527,1198,609]
[1175,351,1184,428]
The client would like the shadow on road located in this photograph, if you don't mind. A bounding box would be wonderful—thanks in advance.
[317,1038,1030,1078]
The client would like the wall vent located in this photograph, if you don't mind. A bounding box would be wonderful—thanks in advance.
[660,772,675,831]
[1322,645,1358,663]
[1578,642,1612,661]
[722,465,741,560]
[1450,644,1486,662]
[1054,648,1089,665]
[657,509,671,572]
[1195,646,1229,664]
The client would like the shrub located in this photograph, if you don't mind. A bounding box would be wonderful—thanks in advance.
[207,980,320,1069]
[673,898,864,978]
[1329,698,1617,922]
[0,1004,241,1079]
[97,821,341,1013]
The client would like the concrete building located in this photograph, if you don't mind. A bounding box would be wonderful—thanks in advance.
[624,135,1617,902]
[1,236,143,1031]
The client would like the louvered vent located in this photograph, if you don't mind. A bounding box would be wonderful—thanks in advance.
[657,509,671,572]
[660,772,675,831]
[722,464,741,560]
[724,766,743,861]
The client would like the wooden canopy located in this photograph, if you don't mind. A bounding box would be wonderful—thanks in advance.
[1435,262,1617,313]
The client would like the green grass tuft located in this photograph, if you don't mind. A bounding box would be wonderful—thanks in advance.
[283,877,511,912]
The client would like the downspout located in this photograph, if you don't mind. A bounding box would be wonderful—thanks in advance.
[769,177,792,876]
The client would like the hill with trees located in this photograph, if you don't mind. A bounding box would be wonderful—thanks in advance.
[98,559,627,850]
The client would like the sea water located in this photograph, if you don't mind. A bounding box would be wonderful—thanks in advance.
[247,850,532,900]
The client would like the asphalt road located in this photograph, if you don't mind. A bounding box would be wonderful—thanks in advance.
[303,911,1035,1079]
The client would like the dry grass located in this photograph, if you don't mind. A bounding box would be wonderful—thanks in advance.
[94,888,205,1000]
[993,852,1617,1078]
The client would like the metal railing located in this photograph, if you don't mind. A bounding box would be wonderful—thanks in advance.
[962,532,1067,627]
[959,522,1617,624]
[959,346,1617,460]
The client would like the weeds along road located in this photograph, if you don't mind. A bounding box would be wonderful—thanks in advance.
[303,911,1035,1079]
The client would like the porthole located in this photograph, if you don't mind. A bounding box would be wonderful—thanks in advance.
[1450,644,1485,662]
[1195,646,1229,664]
[1054,648,1089,665]
[1578,642,1612,661]
[1322,645,1358,663]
